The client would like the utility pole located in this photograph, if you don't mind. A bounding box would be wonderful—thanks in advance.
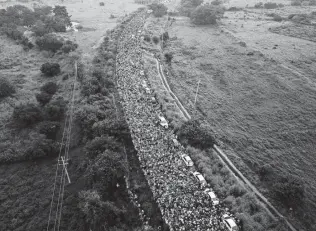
[59,156,71,184]
[194,78,201,105]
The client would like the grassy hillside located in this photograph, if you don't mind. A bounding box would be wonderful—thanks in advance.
[161,10,316,231]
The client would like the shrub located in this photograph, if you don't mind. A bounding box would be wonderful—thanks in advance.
[211,0,222,5]
[37,121,61,140]
[36,91,52,105]
[12,103,43,126]
[152,36,159,44]
[40,63,61,77]
[177,120,216,150]
[160,31,169,41]
[264,2,278,9]
[164,52,173,64]
[99,2,105,6]
[41,82,58,94]
[0,78,15,98]
[44,97,66,121]
[278,3,285,7]
[36,34,63,52]
[144,34,151,42]
[190,3,225,25]
[273,14,283,21]
[148,3,168,17]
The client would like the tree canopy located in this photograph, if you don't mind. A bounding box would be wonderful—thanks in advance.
[190,3,225,25]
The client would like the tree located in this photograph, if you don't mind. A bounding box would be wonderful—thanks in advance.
[149,3,168,17]
[85,135,122,159]
[36,91,52,105]
[12,103,43,126]
[179,0,204,17]
[190,3,224,25]
[273,174,305,207]
[177,119,216,150]
[37,121,61,140]
[86,150,127,194]
[53,5,72,27]
[40,62,61,77]
[44,97,66,121]
[41,82,58,95]
[36,34,64,52]
[0,78,15,98]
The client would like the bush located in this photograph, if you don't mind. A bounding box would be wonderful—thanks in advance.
[36,34,64,52]
[264,2,278,9]
[85,135,122,159]
[160,31,169,41]
[278,3,285,7]
[41,82,58,95]
[82,78,102,96]
[99,2,105,6]
[273,14,283,21]
[152,36,159,44]
[36,91,52,106]
[12,103,43,126]
[144,34,151,42]
[0,78,15,98]
[32,20,48,36]
[44,97,66,121]
[149,3,168,17]
[40,63,61,77]
[164,52,173,64]
[37,121,61,140]
[177,120,216,150]
[190,3,224,25]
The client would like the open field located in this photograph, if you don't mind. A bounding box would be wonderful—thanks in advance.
[163,6,316,230]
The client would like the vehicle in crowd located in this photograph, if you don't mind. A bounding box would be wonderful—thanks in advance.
[192,171,207,187]
[181,154,194,167]
[221,214,238,231]
[158,115,168,129]
[204,188,219,206]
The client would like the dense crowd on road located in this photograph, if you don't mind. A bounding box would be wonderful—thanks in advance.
[115,10,234,231]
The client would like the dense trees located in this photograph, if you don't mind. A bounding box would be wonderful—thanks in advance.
[12,103,43,126]
[36,34,64,52]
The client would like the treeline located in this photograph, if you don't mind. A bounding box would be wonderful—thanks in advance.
[74,9,160,231]
[178,0,225,25]
[0,5,77,52]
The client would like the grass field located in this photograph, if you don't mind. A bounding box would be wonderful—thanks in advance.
[163,8,316,230]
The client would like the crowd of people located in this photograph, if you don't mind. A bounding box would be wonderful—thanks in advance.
[115,10,235,231]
